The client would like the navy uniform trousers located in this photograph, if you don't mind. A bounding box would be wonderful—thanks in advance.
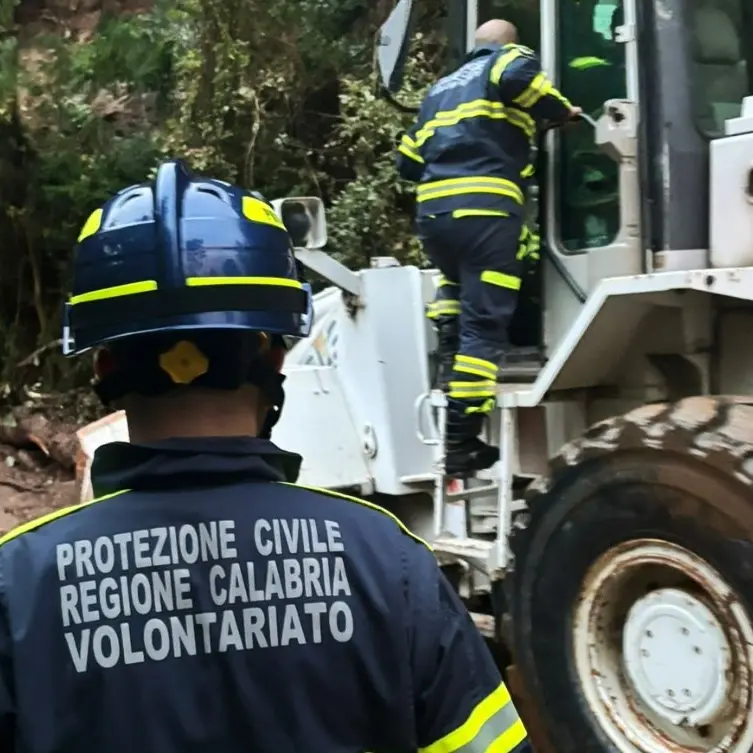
[419,210,525,415]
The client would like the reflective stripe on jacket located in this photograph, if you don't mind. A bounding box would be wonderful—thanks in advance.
[396,43,572,217]
[0,437,531,753]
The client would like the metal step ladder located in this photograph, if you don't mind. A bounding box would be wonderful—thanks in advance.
[426,386,530,580]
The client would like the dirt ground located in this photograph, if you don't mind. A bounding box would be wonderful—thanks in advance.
[0,409,83,535]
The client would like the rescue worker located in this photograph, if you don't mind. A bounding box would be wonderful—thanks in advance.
[396,19,581,476]
[0,159,532,753]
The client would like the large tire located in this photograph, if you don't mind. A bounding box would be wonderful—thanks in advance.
[507,397,753,753]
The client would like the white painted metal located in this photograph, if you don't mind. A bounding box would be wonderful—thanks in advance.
[710,98,753,268]
[573,539,753,753]
[623,588,729,727]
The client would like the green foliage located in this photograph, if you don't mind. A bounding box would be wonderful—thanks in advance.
[0,0,447,394]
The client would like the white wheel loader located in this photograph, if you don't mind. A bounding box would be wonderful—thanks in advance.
[77,0,753,748]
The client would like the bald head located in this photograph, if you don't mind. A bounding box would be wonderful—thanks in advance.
[475,19,518,46]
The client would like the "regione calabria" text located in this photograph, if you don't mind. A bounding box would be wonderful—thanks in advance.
[56,518,354,672]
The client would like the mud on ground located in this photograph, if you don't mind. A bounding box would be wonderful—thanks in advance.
[0,403,88,535]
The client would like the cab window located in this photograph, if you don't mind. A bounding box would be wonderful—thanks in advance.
[687,0,752,137]
[556,0,626,252]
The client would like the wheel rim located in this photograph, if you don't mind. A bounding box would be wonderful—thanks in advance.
[573,538,753,753]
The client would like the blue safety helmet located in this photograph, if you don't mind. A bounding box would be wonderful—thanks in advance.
[63,159,312,356]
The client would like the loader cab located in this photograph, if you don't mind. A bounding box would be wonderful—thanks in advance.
[379,0,753,355]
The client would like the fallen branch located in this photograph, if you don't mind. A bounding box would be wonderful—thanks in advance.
[0,413,78,470]
[17,338,63,368]
[0,479,45,493]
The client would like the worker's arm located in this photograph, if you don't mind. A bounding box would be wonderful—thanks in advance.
[395,123,425,183]
[490,44,577,125]
[408,544,531,753]
[0,564,14,749]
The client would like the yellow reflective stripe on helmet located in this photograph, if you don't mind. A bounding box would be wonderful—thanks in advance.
[77,208,104,242]
[452,209,509,219]
[419,682,526,753]
[185,276,303,289]
[480,270,521,290]
[241,196,287,231]
[70,280,158,306]
[279,482,432,551]
[0,488,131,547]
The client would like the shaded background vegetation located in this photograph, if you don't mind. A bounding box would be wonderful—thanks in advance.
[0,0,531,405]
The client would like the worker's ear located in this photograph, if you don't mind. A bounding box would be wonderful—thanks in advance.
[93,347,117,381]
[266,345,286,373]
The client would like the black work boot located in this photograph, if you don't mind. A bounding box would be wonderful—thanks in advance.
[444,400,500,477]
[433,317,460,391]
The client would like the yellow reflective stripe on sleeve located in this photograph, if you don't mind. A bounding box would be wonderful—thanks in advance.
[241,196,287,230]
[69,280,158,306]
[0,489,131,547]
[550,87,573,109]
[514,71,552,108]
[185,276,303,289]
[489,47,523,85]
[480,270,521,290]
[398,142,424,164]
[487,718,528,752]
[454,354,498,379]
[419,682,526,753]
[77,208,104,242]
[417,177,524,206]
[520,164,535,179]
[452,209,509,219]
[279,483,432,551]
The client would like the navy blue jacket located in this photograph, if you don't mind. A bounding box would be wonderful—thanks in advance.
[0,437,529,753]
[397,43,572,217]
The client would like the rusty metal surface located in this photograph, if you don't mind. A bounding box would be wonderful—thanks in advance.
[506,664,557,753]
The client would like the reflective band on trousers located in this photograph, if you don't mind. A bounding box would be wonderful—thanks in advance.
[417,177,524,205]
[454,354,498,381]
[448,380,497,400]
[480,270,521,290]
[427,300,461,318]
[419,682,527,753]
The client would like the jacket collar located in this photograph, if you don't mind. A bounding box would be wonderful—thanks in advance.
[90,437,303,497]
[466,43,502,61]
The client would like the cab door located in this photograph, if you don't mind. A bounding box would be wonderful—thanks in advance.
[539,0,643,353]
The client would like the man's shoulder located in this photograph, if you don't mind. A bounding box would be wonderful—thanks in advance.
[278,482,432,552]
[502,43,537,58]
[0,488,131,550]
